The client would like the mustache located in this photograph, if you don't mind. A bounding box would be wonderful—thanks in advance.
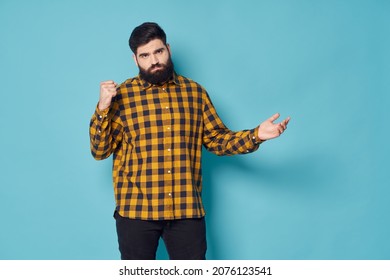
[149,63,165,71]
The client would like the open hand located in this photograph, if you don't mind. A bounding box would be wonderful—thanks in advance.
[258,113,290,141]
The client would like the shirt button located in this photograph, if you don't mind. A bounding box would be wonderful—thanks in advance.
[167,127,171,130]
[168,193,172,197]
[98,115,102,119]
[167,148,171,152]
[167,170,171,174]
[165,106,169,109]
[246,150,250,153]
[98,130,101,134]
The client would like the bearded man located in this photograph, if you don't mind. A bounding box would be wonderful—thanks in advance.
[89,22,290,260]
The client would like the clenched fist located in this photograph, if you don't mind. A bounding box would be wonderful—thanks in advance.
[98,80,118,111]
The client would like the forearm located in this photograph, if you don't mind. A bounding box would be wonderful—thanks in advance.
[89,106,122,160]
[203,127,263,156]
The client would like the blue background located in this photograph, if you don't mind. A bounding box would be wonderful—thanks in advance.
[1,0,389,260]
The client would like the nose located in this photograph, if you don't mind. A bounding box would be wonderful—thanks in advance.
[151,54,159,65]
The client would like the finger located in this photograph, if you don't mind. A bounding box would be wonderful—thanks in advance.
[283,118,290,128]
[102,82,117,87]
[101,82,117,90]
[101,88,117,97]
[268,113,280,123]
[103,85,117,90]
[101,80,116,85]
[105,91,116,97]
[102,85,117,92]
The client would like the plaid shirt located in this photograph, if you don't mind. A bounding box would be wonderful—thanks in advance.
[89,74,262,220]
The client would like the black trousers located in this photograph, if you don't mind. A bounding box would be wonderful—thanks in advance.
[114,211,207,260]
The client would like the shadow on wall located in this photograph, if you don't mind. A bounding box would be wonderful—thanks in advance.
[201,147,341,260]
[155,145,340,260]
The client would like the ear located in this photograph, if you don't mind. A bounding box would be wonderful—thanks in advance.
[132,54,138,67]
[167,44,171,55]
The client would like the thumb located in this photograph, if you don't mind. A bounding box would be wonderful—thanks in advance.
[268,113,280,122]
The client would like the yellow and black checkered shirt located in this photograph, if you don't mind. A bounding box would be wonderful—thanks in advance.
[90,74,262,220]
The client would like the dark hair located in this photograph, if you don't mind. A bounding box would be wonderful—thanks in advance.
[129,22,167,54]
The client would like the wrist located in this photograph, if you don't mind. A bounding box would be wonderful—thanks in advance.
[254,127,265,143]
[98,102,110,112]
[96,103,110,115]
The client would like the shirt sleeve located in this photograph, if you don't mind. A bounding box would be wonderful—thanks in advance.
[202,92,264,156]
[89,101,123,160]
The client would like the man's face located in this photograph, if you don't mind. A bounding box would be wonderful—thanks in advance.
[133,39,174,85]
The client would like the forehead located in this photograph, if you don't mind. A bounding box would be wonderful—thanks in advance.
[136,39,166,54]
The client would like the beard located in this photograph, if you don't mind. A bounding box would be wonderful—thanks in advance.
[139,56,174,85]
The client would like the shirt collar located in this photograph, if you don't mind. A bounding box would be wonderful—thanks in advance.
[138,72,182,90]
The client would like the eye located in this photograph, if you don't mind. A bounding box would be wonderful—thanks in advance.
[139,54,149,59]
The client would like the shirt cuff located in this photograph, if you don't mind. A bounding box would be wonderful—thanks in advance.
[95,104,110,121]
[252,126,265,144]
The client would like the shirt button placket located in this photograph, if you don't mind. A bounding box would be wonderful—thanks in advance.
[161,85,174,218]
